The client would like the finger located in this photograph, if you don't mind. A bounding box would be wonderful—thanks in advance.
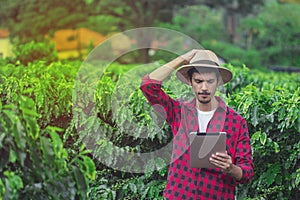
[215,152,229,158]
[215,153,232,162]
[212,154,229,162]
[209,157,221,168]
[210,156,233,171]
[210,158,231,172]
[210,157,226,167]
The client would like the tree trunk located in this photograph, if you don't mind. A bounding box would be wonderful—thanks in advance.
[134,28,153,63]
[224,10,238,43]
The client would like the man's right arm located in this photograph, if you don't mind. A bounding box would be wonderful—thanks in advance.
[149,49,198,82]
[140,49,198,128]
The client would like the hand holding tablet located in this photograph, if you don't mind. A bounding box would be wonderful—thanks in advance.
[189,132,227,169]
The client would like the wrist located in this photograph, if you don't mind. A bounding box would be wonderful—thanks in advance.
[226,164,243,181]
[164,54,190,71]
[224,163,234,174]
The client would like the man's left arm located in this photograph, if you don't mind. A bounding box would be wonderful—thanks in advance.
[233,118,254,183]
[210,118,254,182]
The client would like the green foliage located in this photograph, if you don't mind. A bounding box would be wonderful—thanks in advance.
[0,95,95,199]
[158,4,265,68]
[231,83,300,199]
[0,60,78,128]
[158,5,226,43]
[0,60,95,199]
[72,62,171,173]
[88,169,166,200]
[9,41,59,65]
[203,41,262,68]
[240,2,300,67]
[158,2,299,69]
[223,65,300,199]
[203,0,264,15]
[0,0,93,42]
[1,50,299,199]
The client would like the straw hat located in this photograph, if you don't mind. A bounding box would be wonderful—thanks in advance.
[176,50,232,85]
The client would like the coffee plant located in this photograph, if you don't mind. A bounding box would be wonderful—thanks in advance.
[0,56,299,199]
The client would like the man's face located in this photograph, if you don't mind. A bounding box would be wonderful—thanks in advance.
[190,72,218,105]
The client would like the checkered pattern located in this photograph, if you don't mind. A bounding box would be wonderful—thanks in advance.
[140,75,254,200]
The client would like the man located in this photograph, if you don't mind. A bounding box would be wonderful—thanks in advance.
[140,49,254,200]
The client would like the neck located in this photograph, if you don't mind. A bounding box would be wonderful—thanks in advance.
[197,97,218,112]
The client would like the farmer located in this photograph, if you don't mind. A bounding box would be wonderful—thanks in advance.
[140,49,254,199]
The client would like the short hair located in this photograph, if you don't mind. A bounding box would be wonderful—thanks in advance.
[187,67,220,83]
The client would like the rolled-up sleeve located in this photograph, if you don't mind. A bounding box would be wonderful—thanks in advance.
[140,74,164,105]
[140,74,180,131]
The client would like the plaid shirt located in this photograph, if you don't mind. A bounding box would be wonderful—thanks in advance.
[140,75,254,200]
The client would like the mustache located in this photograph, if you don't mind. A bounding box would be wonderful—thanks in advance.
[198,92,210,95]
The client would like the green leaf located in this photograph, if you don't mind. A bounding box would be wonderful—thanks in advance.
[82,155,96,180]
[49,131,67,157]
[265,113,274,123]
[0,134,5,149]
[0,178,5,198]
[260,132,267,145]
[265,164,280,187]
[26,118,40,140]
[129,182,137,194]
[273,142,280,153]
[40,136,54,159]
[155,157,166,171]
[4,171,24,191]
[2,110,25,149]
[251,131,260,141]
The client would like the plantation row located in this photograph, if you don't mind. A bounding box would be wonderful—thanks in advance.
[0,59,299,199]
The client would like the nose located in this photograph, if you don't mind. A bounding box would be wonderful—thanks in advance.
[201,81,208,90]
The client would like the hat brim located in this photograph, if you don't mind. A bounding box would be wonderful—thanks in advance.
[176,64,233,85]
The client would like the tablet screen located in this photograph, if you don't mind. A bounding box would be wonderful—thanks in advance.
[189,132,226,168]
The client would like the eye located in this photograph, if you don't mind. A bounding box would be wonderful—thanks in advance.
[194,79,203,84]
[207,79,215,84]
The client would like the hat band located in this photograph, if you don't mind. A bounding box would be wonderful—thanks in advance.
[190,60,219,66]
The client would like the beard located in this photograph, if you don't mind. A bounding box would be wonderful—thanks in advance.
[197,92,212,104]
[198,97,211,104]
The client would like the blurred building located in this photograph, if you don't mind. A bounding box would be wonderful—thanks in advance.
[0,29,13,58]
[50,27,106,59]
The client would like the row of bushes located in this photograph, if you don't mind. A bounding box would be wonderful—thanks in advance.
[0,60,96,199]
[0,54,299,199]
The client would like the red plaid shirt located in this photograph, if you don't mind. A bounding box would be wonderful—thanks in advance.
[140,75,254,200]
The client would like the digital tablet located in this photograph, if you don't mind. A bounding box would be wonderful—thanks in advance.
[189,132,227,168]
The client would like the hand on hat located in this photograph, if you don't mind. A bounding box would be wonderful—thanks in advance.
[180,49,198,65]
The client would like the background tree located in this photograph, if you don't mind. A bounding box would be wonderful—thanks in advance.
[90,0,193,63]
[159,5,226,43]
[0,0,191,62]
[0,0,97,43]
[202,0,265,43]
[240,1,300,67]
